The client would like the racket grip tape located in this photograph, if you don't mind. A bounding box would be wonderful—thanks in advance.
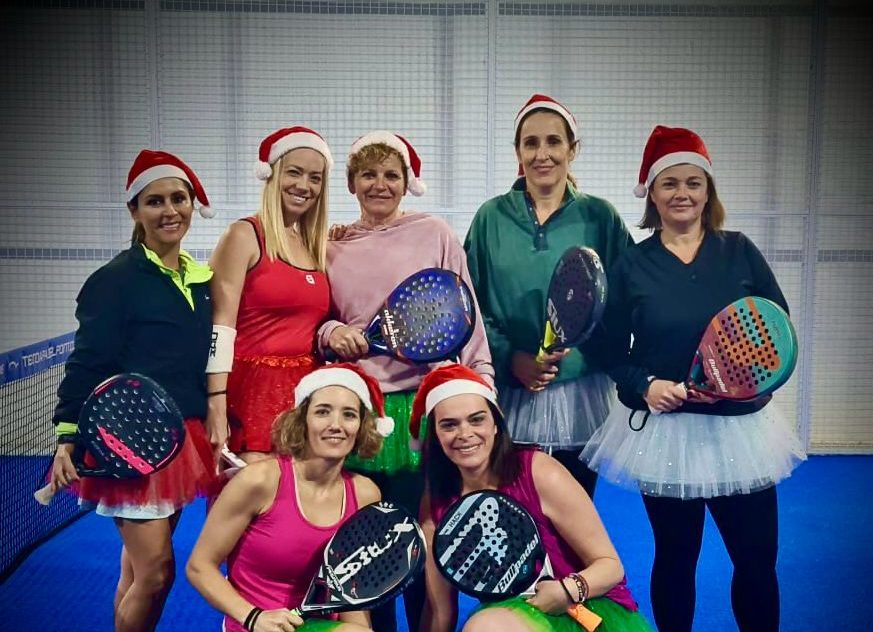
[34,483,56,506]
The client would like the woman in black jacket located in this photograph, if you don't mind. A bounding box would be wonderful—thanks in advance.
[49,150,218,631]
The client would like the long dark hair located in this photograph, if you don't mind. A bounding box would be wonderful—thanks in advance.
[423,400,520,502]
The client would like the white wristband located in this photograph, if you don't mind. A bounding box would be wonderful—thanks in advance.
[206,324,236,373]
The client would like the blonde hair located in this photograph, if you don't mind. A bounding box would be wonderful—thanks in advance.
[271,397,383,460]
[257,153,329,271]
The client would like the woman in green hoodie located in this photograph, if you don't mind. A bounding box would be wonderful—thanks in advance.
[464,94,632,498]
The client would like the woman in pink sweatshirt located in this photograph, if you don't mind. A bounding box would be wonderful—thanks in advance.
[318,130,493,632]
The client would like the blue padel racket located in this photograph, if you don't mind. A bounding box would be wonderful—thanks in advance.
[683,296,798,401]
[34,373,186,505]
[326,267,476,363]
[434,490,602,627]
[292,501,426,616]
[537,247,607,362]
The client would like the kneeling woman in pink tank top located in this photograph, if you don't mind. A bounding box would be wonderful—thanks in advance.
[188,364,391,631]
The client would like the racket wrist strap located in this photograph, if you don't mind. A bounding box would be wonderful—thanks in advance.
[243,606,263,632]
[557,577,576,606]
[206,325,236,374]
[56,422,78,445]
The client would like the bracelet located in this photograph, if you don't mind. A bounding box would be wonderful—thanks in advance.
[569,572,589,603]
[557,577,576,606]
[243,606,263,632]
[207,390,227,397]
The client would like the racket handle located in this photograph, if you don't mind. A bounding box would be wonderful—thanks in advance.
[322,348,339,362]
[34,483,56,506]
[220,445,246,468]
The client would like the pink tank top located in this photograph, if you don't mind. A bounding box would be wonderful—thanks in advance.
[431,448,638,611]
[225,456,359,631]
[234,217,330,358]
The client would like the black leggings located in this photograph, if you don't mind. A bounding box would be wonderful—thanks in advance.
[346,467,425,632]
[642,486,779,632]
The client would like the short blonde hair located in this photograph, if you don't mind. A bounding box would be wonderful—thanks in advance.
[639,172,725,232]
[271,397,383,460]
[347,143,407,192]
[257,153,329,271]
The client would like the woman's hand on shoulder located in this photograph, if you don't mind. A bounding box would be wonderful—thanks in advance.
[643,379,688,412]
[328,223,350,241]
[327,326,369,360]
[253,608,304,631]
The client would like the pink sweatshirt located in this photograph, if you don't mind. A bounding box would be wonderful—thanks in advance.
[318,212,493,393]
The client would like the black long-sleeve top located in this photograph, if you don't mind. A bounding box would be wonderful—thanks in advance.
[595,230,788,416]
[53,245,213,425]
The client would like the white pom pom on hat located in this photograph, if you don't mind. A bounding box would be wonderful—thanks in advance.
[255,126,334,181]
[126,150,215,218]
[634,125,714,198]
[349,131,427,196]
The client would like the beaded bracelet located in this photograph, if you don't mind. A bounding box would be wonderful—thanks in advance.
[569,572,589,603]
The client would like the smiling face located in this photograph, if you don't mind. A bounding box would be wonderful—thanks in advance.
[432,393,499,477]
[128,177,193,252]
[349,152,406,223]
[649,164,709,232]
[515,110,577,192]
[303,385,362,460]
[278,148,326,220]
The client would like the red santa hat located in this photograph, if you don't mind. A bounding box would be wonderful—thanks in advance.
[634,125,714,198]
[514,94,578,176]
[126,150,214,218]
[348,131,427,196]
[409,364,502,450]
[255,126,334,181]
[294,363,394,437]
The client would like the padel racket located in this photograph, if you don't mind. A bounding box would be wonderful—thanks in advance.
[434,490,601,628]
[537,247,607,362]
[326,267,476,363]
[682,296,798,401]
[34,373,185,505]
[292,501,426,616]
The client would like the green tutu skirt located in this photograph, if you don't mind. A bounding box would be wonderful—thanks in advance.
[345,391,427,474]
[474,596,654,632]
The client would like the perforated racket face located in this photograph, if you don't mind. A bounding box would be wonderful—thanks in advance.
[434,491,543,601]
[374,268,475,362]
[76,373,186,479]
[689,297,798,400]
[301,502,425,614]
[543,247,607,352]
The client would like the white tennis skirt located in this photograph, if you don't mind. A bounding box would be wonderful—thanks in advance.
[499,372,616,449]
[580,401,807,499]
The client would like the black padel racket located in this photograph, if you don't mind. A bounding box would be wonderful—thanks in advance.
[326,267,476,363]
[683,296,798,401]
[434,490,603,628]
[34,373,185,505]
[292,501,426,616]
[433,490,544,601]
[537,246,607,362]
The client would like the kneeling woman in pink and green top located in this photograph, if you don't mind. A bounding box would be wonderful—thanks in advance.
[187,364,388,632]
[417,364,653,632]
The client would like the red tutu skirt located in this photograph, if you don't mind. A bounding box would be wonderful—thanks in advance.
[227,353,320,453]
[76,418,217,511]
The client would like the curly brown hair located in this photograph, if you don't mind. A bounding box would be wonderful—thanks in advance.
[346,143,407,191]
[271,397,383,459]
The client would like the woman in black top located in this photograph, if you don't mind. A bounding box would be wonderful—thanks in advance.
[49,150,218,631]
[581,126,805,632]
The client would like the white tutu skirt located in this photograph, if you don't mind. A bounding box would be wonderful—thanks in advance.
[580,401,806,499]
[499,372,616,448]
